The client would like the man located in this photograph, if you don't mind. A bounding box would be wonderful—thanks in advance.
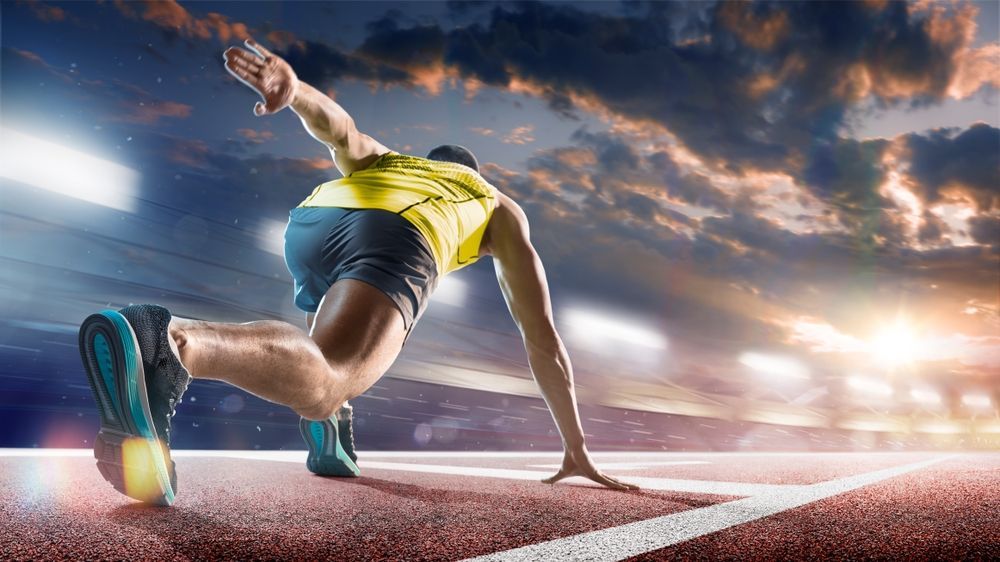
[78,38,637,506]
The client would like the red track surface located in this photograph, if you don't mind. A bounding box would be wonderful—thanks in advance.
[0,450,997,561]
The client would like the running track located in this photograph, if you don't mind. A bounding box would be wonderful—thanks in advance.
[1,450,997,560]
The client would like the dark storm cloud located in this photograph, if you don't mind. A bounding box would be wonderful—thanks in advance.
[918,209,950,245]
[646,150,733,212]
[968,214,1000,248]
[432,1,985,172]
[264,1,995,232]
[279,41,411,90]
[358,15,447,70]
[798,137,893,230]
[904,123,1000,212]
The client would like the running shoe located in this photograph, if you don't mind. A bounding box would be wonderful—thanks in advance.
[79,304,191,506]
[299,405,360,477]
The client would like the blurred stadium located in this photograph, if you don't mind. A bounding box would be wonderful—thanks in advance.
[0,131,995,453]
[2,0,998,457]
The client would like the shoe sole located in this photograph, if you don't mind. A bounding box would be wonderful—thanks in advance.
[299,417,360,477]
[79,310,176,506]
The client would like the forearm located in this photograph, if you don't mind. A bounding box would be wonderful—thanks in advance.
[290,81,354,148]
[525,335,586,450]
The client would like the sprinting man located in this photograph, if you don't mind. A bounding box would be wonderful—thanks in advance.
[78,38,637,505]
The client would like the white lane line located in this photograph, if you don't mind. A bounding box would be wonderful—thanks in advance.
[464,455,957,562]
[0,448,92,457]
[0,449,795,496]
[527,461,710,470]
[4,449,952,459]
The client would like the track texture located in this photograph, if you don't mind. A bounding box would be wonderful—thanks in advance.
[0,451,996,561]
[632,454,1000,561]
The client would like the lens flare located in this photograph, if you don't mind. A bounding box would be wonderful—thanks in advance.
[121,437,169,503]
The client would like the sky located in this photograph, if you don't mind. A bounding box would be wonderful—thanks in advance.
[0,1,998,450]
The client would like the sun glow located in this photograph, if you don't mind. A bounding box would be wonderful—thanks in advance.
[871,321,918,368]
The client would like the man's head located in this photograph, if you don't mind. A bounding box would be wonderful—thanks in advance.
[426,144,480,173]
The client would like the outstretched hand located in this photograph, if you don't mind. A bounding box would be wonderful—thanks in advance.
[542,446,639,491]
[223,37,298,116]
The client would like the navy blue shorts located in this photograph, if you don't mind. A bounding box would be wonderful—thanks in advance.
[283,207,439,340]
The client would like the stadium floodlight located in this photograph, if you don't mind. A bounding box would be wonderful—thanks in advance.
[961,393,992,408]
[256,218,288,256]
[912,420,964,434]
[430,276,467,307]
[910,387,942,405]
[846,375,893,397]
[739,352,809,380]
[563,307,667,350]
[0,127,139,212]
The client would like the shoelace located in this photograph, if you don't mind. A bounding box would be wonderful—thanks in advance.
[337,403,355,454]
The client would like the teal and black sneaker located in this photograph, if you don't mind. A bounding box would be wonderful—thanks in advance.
[298,403,360,477]
[78,304,191,506]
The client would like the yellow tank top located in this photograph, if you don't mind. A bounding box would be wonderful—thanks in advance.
[296,152,497,277]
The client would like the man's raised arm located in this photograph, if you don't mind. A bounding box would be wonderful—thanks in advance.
[489,195,638,491]
[223,38,388,176]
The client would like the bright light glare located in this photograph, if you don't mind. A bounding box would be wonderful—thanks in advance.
[912,421,963,434]
[739,352,809,380]
[563,308,666,349]
[962,393,991,408]
[257,218,287,256]
[430,276,467,307]
[871,322,917,368]
[910,387,942,404]
[847,376,893,397]
[0,127,139,212]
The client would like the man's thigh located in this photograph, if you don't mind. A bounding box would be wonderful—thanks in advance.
[309,278,407,383]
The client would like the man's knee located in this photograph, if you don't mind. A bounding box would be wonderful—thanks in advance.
[295,384,341,421]
[293,362,346,420]
[294,362,383,420]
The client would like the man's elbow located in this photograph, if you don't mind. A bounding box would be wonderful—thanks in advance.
[522,323,561,356]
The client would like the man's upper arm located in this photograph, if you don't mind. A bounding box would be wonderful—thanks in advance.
[490,201,559,350]
[329,128,391,176]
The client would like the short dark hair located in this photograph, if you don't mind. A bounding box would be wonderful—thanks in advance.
[426,144,479,173]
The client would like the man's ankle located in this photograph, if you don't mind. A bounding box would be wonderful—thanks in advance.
[167,318,193,373]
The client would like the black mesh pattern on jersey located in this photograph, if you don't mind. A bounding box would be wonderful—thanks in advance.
[118,304,192,446]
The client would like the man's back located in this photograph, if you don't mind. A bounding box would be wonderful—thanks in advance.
[297,151,497,277]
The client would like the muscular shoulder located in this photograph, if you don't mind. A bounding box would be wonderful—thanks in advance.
[480,190,529,257]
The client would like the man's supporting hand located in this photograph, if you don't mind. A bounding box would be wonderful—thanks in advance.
[542,445,640,491]
[223,37,298,116]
